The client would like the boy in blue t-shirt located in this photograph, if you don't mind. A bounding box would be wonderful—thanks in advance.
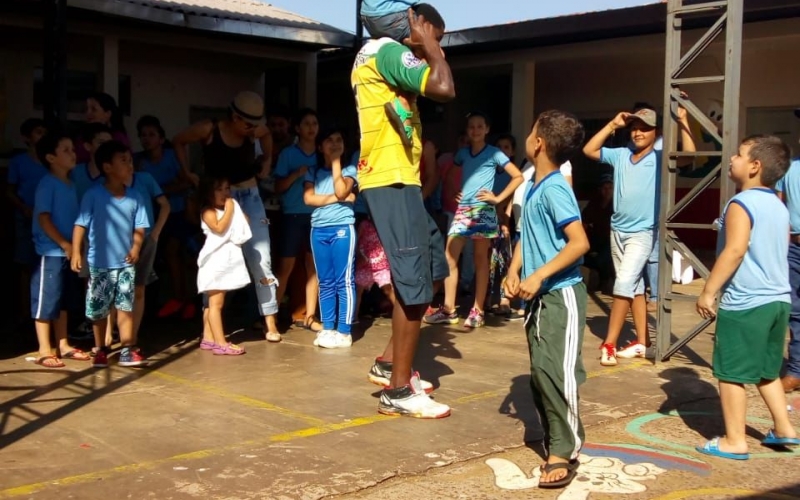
[583,107,694,366]
[8,118,48,268]
[505,110,590,489]
[72,140,150,368]
[71,123,113,203]
[7,118,48,327]
[29,132,91,368]
[128,166,170,343]
[775,152,800,393]
[695,135,799,459]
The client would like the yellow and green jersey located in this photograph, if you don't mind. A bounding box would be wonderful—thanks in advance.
[351,38,431,190]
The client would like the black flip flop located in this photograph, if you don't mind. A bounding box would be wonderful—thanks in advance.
[538,460,579,489]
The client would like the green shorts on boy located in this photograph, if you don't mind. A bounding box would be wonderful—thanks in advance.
[695,135,798,460]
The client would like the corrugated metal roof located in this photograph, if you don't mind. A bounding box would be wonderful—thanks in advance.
[69,0,355,47]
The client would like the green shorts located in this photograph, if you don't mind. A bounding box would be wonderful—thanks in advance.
[713,301,790,384]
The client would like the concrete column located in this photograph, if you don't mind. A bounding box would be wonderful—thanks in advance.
[511,60,535,149]
[299,53,317,109]
[101,35,119,99]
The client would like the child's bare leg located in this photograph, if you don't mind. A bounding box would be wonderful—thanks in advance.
[53,311,73,353]
[631,294,650,346]
[757,378,798,438]
[93,317,108,351]
[472,239,491,312]
[133,285,146,339]
[380,285,398,362]
[105,307,116,347]
[717,381,749,454]
[605,297,632,347]
[34,320,53,358]
[116,310,135,347]
[207,291,228,346]
[201,308,214,343]
[444,236,466,312]
[384,94,413,147]
[304,253,321,327]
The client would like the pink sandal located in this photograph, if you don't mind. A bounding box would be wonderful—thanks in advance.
[200,339,218,351]
[212,343,245,356]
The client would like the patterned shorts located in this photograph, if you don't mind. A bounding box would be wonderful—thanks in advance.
[448,204,499,239]
[86,266,136,320]
[355,220,392,289]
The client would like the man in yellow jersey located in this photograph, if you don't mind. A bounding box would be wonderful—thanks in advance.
[352,4,455,419]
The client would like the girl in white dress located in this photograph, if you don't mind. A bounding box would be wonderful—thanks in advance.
[197,177,251,355]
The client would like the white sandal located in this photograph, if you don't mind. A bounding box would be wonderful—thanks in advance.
[266,331,282,343]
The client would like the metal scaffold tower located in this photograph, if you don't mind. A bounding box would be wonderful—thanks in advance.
[656,0,743,361]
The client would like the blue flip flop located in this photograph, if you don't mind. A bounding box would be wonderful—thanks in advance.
[696,437,749,460]
[762,430,800,447]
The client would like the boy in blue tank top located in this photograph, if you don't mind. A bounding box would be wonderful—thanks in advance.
[695,135,799,460]
[303,128,358,349]
[72,141,150,369]
[506,110,590,489]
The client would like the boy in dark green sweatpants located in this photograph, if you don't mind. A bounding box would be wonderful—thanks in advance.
[506,110,590,490]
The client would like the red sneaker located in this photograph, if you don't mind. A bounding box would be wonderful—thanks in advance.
[158,299,184,318]
[93,350,109,368]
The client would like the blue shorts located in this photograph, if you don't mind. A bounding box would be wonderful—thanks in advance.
[30,256,81,320]
[14,213,36,268]
[86,266,136,320]
[610,230,654,298]
[278,213,312,258]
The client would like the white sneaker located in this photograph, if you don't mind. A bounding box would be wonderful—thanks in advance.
[313,330,336,347]
[368,359,435,394]
[318,332,353,349]
[378,373,451,419]
[616,342,646,359]
[600,344,618,366]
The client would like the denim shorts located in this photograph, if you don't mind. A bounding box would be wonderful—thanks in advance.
[361,11,411,41]
[31,256,81,320]
[610,230,654,298]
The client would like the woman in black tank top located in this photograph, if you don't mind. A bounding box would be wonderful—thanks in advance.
[173,91,282,341]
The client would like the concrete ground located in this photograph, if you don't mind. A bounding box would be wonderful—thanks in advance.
[0,282,798,499]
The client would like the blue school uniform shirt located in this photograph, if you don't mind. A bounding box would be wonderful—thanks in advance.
[361,0,417,17]
[521,171,583,295]
[70,163,104,202]
[74,185,149,269]
[274,144,316,215]
[129,172,164,236]
[600,147,660,233]
[717,188,791,311]
[454,145,510,206]
[8,153,48,209]
[138,149,185,213]
[32,174,79,257]
[305,165,358,228]
[775,158,800,234]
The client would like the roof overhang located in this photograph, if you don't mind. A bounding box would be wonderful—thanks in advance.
[69,0,356,48]
[442,0,800,55]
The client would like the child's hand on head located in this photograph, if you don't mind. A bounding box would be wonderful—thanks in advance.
[611,112,632,130]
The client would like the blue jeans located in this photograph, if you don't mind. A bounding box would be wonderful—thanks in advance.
[787,242,800,378]
[610,230,654,298]
[645,230,660,302]
[310,225,357,334]
[231,186,278,316]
